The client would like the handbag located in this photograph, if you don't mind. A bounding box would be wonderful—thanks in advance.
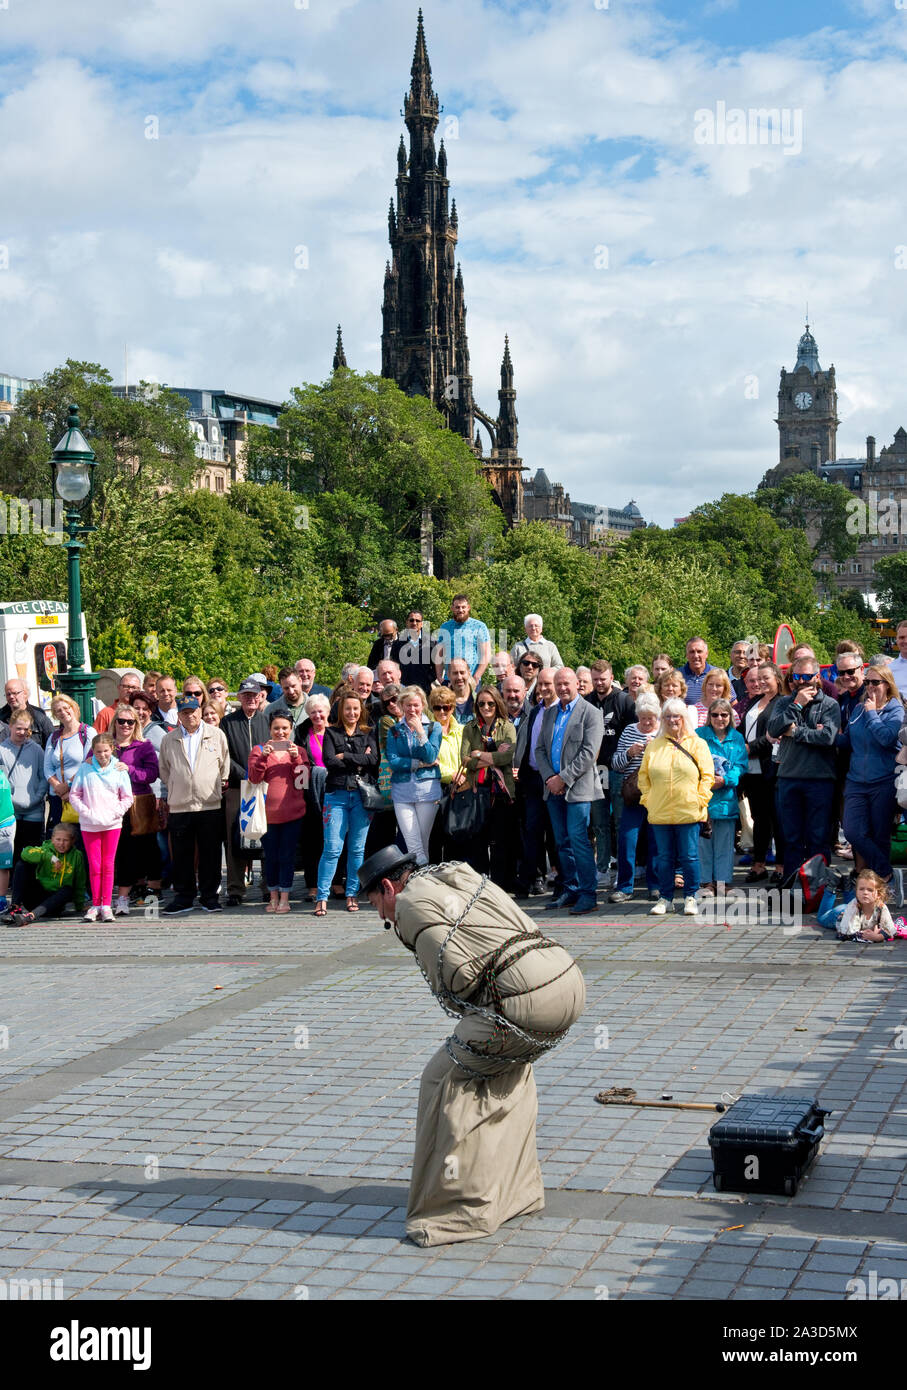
[238,778,268,843]
[440,783,488,842]
[58,740,80,823]
[356,776,385,813]
[129,792,158,835]
[377,752,393,805]
[621,769,641,806]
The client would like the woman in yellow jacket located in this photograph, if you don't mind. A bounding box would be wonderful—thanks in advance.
[638,698,714,917]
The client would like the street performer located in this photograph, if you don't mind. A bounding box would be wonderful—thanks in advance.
[359,845,586,1247]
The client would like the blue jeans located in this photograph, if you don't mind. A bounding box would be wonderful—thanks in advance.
[264,818,303,892]
[616,801,658,895]
[842,778,897,879]
[698,818,736,884]
[650,823,700,900]
[590,785,612,870]
[776,777,834,878]
[317,791,371,900]
[546,795,597,899]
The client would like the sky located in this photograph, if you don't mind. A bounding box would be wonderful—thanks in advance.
[1,0,906,525]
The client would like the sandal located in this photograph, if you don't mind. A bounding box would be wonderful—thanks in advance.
[274,904,291,915]
[314,901,327,917]
[346,897,359,912]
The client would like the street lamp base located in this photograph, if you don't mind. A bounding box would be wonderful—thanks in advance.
[58,671,100,725]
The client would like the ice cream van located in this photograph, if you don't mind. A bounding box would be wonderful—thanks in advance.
[0,600,91,710]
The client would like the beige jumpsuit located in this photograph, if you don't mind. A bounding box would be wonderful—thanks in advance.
[394,862,586,1247]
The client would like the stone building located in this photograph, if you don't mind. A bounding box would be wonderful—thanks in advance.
[761,323,907,606]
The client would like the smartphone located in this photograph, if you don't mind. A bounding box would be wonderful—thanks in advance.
[271,739,291,751]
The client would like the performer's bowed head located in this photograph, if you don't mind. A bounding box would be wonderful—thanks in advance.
[358,845,419,929]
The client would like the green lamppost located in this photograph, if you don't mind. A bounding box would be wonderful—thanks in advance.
[50,404,99,722]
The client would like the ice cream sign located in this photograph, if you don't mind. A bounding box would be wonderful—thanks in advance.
[14,632,28,682]
[42,644,59,690]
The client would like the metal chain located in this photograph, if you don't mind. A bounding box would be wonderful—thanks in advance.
[404,862,574,1075]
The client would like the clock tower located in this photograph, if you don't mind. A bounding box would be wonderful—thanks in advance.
[776,321,839,470]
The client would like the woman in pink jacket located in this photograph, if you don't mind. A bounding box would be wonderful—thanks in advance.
[247,711,308,914]
[68,734,134,922]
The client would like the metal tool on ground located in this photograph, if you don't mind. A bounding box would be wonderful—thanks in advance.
[595,1086,727,1113]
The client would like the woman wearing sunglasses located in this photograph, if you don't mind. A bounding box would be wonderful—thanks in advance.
[839,665,902,880]
[454,685,517,887]
[110,704,161,916]
[767,657,841,883]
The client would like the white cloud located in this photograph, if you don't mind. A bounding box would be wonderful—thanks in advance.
[1,1,906,526]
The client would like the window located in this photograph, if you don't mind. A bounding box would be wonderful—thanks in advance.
[784,445,800,459]
[215,475,225,493]
[834,562,846,574]
[851,561,862,574]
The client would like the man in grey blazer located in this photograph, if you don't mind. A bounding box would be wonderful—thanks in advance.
[535,667,604,914]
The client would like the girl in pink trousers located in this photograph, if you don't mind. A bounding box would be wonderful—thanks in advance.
[68,734,134,922]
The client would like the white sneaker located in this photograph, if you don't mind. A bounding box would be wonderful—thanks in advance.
[596,871,611,888]
[98,905,114,922]
[83,906,99,923]
[684,896,699,915]
[114,896,130,917]
[649,899,668,915]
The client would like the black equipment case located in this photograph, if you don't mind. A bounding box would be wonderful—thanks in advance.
[709,1094,829,1197]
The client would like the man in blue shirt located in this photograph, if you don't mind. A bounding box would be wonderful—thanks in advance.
[680,636,716,705]
[434,595,492,683]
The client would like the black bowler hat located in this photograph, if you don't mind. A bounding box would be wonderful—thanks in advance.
[358,845,418,895]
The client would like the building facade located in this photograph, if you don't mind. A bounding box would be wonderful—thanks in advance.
[112,384,282,492]
[763,324,907,607]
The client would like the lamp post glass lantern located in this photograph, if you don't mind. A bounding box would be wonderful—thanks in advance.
[50,404,99,722]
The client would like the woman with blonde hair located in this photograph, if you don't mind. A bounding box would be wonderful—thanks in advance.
[44,693,96,834]
[694,669,740,728]
[638,698,714,915]
[841,664,902,879]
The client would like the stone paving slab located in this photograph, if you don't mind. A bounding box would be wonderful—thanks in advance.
[0,1180,900,1300]
[0,963,298,1092]
[2,869,905,1301]
[2,953,902,1218]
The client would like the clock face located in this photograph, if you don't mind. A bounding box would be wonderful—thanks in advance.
[794,391,813,410]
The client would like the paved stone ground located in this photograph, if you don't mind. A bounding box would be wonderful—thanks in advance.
[0,873,905,1300]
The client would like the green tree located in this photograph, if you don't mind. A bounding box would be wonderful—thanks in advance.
[872,555,907,624]
[756,473,858,563]
[0,360,198,512]
[245,369,502,589]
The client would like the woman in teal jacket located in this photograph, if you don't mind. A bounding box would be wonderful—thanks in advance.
[697,698,748,895]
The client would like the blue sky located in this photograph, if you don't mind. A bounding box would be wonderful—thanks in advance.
[1,0,906,525]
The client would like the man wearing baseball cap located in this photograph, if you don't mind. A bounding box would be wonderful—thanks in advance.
[358,846,585,1247]
[222,677,271,905]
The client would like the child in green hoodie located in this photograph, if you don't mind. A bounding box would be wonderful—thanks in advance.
[3,823,87,927]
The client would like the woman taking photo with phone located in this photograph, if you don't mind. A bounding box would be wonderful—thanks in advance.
[840,665,902,879]
[248,710,308,914]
